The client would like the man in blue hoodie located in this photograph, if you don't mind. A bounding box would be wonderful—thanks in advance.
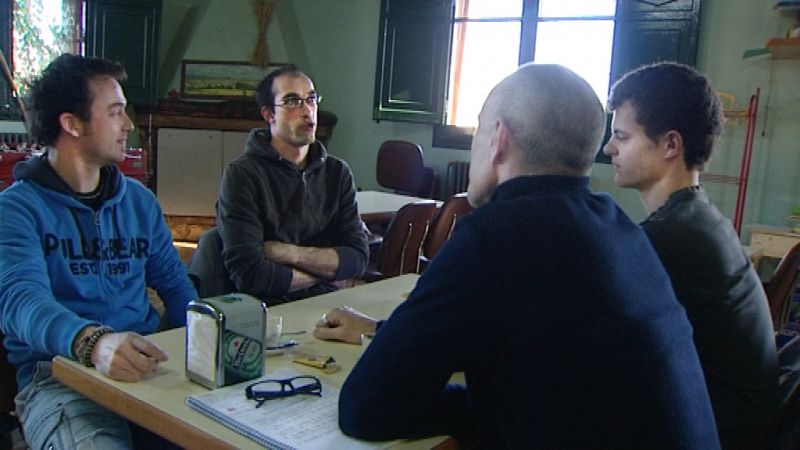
[0,55,197,448]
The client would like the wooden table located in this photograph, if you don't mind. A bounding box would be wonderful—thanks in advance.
[356,191,441,223]
[741,244,764,271]
[749,225,800,260]
[52,275,454,449]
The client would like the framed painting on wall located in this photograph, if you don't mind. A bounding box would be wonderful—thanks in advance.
[180,60,286,99]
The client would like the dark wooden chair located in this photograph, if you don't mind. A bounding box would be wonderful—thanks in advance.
[0,334,19,450]
[316,110,338,149]
[0,335,16,415]
[365,201,437,280]
[376,140,431,198]
[422,193,473,264]
[778,335,800,448]
[417,166,439,199]
[765,241,800,333]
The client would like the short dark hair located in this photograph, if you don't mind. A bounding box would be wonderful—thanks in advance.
[607,62,723,169]
[28,54,127,146]
[255,64,305,113]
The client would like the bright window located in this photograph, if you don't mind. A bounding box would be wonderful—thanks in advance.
[446,0,616,128]
[11,0,81,95]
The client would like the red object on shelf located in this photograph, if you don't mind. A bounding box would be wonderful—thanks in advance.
[732,88,760,236]
[0,151,30,188]
[0,148,149,188]
[117,148,149,183]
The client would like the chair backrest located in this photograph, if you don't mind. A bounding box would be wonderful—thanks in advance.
[376,140,426,196]
[187,227,236,299]
[765,241,800,332]
[316,110,338,148]
[416,166,438,199]
[0,334,17,414]
[778,335,800,448]
[375,201,438,277]
[423,193,472,260]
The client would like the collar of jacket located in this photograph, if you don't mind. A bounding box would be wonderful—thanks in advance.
[12,150,124,208]
[247,128,328,173]
[490,175,590,204]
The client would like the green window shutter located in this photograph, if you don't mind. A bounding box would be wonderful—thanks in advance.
[0,2,16,118]
[85,0,161,106]
[610,0,701,84]
[597,0,702,163]
[373,0,452,124]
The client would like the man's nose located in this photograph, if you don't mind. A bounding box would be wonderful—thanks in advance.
[123,112,135,132]
[602,141,615,156]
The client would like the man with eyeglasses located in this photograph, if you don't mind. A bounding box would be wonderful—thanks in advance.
[190,65,368,304]
[321,64,719,448]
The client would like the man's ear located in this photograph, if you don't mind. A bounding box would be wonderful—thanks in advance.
[59,113,82,138]
[490,118,512,165]
[662,130,684,161]
[260,106,275,124]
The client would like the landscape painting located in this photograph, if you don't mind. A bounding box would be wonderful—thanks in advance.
[180,60,284,99]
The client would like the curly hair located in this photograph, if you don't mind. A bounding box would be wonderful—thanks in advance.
[28,54,127,146]
[607,62,723,169]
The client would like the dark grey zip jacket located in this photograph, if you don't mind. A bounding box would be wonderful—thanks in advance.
[189,129,367,304]
[642,186,779,449]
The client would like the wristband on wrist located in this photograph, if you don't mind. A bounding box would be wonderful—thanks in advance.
[75,325,114,367]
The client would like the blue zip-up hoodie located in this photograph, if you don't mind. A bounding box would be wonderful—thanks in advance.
[0,154,197,389]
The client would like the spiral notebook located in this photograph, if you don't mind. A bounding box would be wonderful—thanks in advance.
[186,369,389,450]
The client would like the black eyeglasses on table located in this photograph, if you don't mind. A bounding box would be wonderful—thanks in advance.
[245,376,322,408]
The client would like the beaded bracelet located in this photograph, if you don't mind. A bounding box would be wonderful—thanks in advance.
[76,325,114,367]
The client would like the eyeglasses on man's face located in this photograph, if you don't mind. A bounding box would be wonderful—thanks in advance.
[274,94,323,109]
[245,376,322,408]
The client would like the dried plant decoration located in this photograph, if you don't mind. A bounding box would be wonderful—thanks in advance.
[250,0,277,67]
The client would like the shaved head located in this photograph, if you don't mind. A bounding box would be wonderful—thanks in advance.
[468,64,606,207]
[487,64,605,175]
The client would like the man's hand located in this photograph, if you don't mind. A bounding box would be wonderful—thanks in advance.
[92,332,168,382]
[265,241,299,266]
[313,305,378,344]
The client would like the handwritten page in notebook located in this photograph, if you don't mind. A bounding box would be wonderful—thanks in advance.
[186,368,390,450]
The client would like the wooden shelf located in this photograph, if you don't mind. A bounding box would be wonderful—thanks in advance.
[138,113,263,132]
[743,38,800,59]
[775,1,800,12]
[742,5,800,59]
[766,37,800,58]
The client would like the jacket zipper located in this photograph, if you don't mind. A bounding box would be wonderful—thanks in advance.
[93,209,107,322]
[301,170,312,223]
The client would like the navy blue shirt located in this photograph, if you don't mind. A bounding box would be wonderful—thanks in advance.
[340,176,719,449]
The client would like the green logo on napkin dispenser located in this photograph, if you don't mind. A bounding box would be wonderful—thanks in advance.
[223,330,263,383]
[218,295,242,304]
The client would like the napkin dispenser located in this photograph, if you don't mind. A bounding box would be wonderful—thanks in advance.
[186,293,267,389]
